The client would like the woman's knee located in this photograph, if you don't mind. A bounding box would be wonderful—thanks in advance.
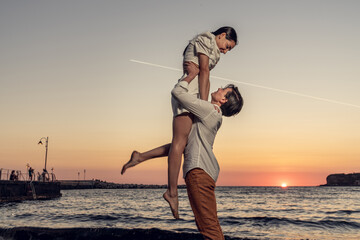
[171,138,187,153]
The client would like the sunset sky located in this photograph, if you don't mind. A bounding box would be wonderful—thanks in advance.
[1,0,359,186]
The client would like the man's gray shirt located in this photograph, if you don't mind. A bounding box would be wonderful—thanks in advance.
[171,81,222,182]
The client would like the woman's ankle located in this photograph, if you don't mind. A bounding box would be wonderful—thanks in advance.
[167,188,178,198]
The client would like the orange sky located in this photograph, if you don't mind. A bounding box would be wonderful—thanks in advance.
[1,1,360,186]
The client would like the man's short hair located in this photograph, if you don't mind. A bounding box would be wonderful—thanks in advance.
[220,84,243,117]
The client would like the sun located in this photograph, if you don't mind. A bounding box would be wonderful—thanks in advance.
[281,183,287,188]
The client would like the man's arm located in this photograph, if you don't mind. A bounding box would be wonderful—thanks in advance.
[171,81,213,120]
[182,61,199,83]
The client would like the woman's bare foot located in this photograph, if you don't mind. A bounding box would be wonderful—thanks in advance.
[163,190,179,219]
[121,151,141,175]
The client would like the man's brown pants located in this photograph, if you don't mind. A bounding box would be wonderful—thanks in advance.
[185,168,224,240]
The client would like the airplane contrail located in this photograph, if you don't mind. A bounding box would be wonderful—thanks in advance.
[130,59,360,109]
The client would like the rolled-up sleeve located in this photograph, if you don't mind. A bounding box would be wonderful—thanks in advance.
[171,81,214,120]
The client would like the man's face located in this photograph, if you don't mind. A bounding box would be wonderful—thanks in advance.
[211,87,233,104]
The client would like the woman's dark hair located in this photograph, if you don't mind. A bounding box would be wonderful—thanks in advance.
[220,84,243,117]
[212,26,238,45]
[183,26,238,56]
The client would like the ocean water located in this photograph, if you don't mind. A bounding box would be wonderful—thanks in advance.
[1,187,360,239]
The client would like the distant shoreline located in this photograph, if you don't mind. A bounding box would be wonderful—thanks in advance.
[59,179,187,190]
[59,180,359,189]
[59,172,360,189]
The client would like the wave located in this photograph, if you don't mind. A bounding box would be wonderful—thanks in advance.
[51,213,187,223]
[0,227,251,240]
[325,209,360,215]
[221,216,360,229]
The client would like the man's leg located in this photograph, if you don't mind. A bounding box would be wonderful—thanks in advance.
[185,168,224,240]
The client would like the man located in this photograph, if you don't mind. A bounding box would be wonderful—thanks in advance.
[171,77,243,239]
[122,77,243,239]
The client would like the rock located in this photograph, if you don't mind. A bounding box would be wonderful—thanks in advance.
[325,173,360,186]
[0,227,251,240]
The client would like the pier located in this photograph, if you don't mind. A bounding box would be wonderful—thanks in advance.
[0,180,61,202]
[0,167,61,202]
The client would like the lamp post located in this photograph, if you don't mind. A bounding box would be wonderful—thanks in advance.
[38,137,49,171]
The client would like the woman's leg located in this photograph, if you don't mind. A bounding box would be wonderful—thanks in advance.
[122,113,192,219]
[121,144,171,175]
[163,113,193,219]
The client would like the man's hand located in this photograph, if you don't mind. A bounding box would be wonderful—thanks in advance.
[182,61,200,84]
[184,61,199,79]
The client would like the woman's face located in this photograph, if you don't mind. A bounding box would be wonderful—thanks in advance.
[215,33,236,54]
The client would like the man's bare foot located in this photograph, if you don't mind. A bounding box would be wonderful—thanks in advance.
[163,190,179,219]
[121,151,141,175]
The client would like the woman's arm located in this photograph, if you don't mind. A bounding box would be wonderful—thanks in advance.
[198,53,210,101]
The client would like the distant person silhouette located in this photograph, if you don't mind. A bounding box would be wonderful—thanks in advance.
[9,170,18,181]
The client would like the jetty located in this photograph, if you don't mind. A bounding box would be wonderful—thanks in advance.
[0,180,61,202]
[0,167,61,202]
[0,137,63,202]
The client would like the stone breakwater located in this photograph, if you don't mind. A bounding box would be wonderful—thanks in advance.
[59,180,187,190]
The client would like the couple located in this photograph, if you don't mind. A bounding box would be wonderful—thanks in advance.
[122,27,243,239]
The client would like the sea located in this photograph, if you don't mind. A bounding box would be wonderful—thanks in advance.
[1,186,360,239]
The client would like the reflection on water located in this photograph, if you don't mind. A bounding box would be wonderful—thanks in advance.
[1,187,360,239]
